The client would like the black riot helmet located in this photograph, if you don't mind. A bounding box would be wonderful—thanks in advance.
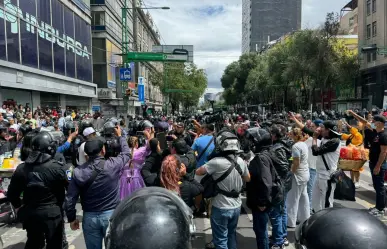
[79,119,94,137]
[18,124,32,138]
[31,131,57,156]
[138,120,153,131]
[245,127,272,153]
[103,118,120,136]
[295,208,387,249]
[105,187,193,249]
[63,121,75,136]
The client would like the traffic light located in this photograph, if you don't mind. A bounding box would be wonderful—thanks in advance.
[125,89,132,96]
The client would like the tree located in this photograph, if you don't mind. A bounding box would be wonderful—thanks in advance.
[149,62,207,114]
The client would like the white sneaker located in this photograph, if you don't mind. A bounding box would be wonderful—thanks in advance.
[355,182,361,189]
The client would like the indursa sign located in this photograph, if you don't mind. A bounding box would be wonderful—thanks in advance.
[0,0,90,60]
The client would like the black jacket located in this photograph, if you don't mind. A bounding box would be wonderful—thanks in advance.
[7,153,68,222]
[269,139,292,180]
[179,150,197,179]
[179,175,203,208]
[246,150,273,210]
[141,152,162,187]
[0,138,11,155]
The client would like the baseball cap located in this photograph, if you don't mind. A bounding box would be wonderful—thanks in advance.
[84,137,106,156]
[321,121,341,136]
[83,127,96,137]
[373,115,386,123]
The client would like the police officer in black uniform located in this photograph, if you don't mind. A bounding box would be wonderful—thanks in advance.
[7,131,68,249]
[105,187,193,249]
[295,208,387,249]
[62,121,83,166]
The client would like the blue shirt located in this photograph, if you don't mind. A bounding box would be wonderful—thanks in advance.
[191,135,215,168]
[57,141,70,153]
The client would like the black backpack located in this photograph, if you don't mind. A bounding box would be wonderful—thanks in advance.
[201,156,243,199]
[258,151,284,206]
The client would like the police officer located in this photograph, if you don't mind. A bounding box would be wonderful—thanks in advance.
[62,121,82,166]
[7,131,68,249]
[105,187,193,249]
[295,208,387,249]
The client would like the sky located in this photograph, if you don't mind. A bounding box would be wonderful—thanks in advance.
[145,0,350,94]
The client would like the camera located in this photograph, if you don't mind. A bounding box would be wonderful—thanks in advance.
[203,111,226,124]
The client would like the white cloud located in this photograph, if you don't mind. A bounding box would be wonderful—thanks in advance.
[145,0,350,94]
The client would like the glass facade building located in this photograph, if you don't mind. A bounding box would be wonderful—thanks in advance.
[0,0,92,82]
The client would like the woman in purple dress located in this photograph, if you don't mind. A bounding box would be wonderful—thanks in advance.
[119,133,152,200]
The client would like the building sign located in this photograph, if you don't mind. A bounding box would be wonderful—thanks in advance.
[98,88,115,99]
[0,0,90,60]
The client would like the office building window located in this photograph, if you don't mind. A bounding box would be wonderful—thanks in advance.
[372,0,376,12]
[92,11,105,25]
[367,53,371,63]
[367,24,371,39]
[372,21,377,36]
[367,0,371,15]
[372,51,377,61]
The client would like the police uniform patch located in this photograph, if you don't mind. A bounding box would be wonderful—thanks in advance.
[66,170,72,181]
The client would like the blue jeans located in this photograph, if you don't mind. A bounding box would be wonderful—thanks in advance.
[307,168,317,213]
[82,210,114,249]
[210,206,240,249]
[369,162,387,211]
[252,210,269,249]
[268,204,285,246]
[281,192,288,239]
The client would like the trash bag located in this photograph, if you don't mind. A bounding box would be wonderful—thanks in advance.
[334,172,356,201]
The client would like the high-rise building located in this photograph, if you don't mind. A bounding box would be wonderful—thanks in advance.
[242,0,302,53]
[0,0,96,113]
[91,0,164,117]
[357,0,387,109]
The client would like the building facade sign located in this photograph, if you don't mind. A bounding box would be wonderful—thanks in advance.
[0,0,92,82]
[98,88,115,99]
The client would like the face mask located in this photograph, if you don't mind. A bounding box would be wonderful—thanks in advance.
[371,123,376,129]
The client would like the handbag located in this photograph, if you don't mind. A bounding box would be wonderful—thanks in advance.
[321,154,341,184]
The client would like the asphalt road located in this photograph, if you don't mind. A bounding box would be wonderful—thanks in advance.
[0,165,382,249]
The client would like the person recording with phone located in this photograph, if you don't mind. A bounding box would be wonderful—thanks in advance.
[65,125,130,249]
[169,122,193,147]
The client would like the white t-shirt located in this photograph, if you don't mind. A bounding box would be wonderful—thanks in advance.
[77,142,87,166]
[292,141,310,184]
[204,156,249,209]
[305,137,321,170]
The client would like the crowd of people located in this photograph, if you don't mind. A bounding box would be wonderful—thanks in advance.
[0,103,387,249]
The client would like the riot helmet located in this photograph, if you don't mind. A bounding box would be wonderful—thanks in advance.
[105,187,192,249]
[138,120,153,132]
[79,119,94,137]
[31,131,57,156]
[18,124,32,138]
[63,121,75,136]
[245,127,272,153]
[295,208,387,249]
[103,118,119,136]
[215,129,240,154]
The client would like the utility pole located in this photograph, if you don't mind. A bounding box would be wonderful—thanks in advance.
[132,0,139,85]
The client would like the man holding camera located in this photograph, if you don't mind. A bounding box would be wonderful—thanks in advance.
[169,122,193,147]
[65,126,130,249]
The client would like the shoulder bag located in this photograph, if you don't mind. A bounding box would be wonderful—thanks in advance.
[201,156,243,199]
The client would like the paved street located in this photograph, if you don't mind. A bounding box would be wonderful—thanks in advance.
[0,164,383,249]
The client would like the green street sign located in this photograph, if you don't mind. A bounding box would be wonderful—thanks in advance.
[126,52,187,62]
